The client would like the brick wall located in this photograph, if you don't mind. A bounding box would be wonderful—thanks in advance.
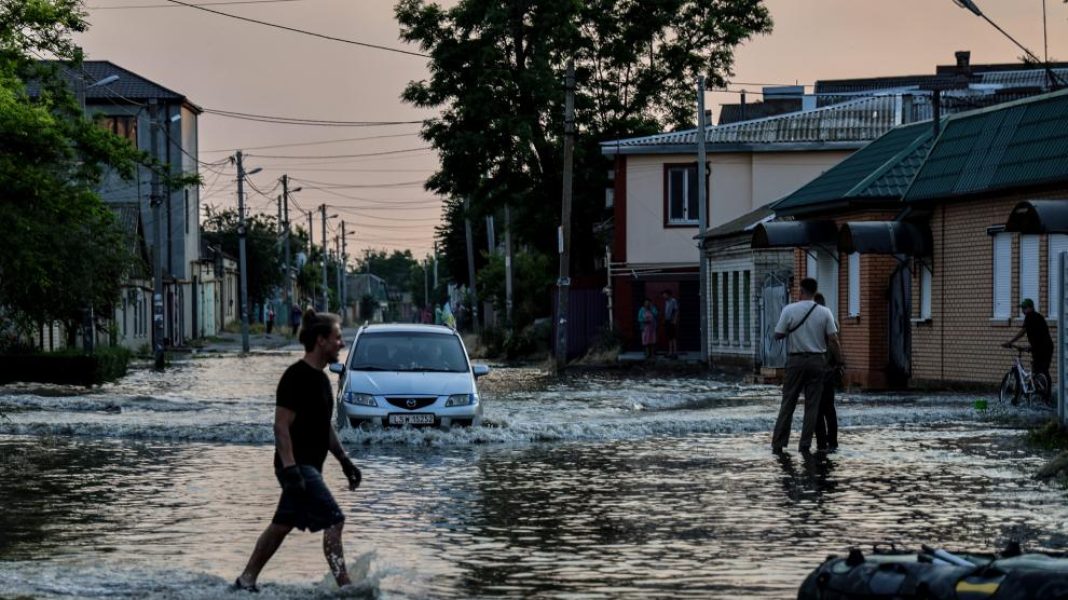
[912,190,1066,387]
[790,211,898,389]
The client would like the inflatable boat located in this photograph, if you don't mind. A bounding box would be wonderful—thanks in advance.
[798,542,1068,599]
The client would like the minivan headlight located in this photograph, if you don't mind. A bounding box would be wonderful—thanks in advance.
[343,392,377,407]
[445,393,477,407]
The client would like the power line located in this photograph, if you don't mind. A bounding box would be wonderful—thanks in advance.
[248,147,431,160]
[201,107,428,127]
[90,0,308,8]
[293,178,427,189]
[202,131,421,152]
[160,0,429,58]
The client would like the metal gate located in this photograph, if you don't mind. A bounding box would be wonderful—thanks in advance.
[760,272,790,368]
[887,259,912,385]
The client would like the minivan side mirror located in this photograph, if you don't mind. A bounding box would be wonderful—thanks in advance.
[472,364,490,378]
[328,363,345,375]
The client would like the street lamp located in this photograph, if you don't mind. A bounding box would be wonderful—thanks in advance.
[950,0,1063,89]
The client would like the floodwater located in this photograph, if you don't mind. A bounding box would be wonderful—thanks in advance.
[0,350,1065,599]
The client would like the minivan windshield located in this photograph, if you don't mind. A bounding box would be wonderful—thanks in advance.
[349,331,469,373]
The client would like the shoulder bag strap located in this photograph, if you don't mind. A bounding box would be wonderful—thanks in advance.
[785,303,819,336]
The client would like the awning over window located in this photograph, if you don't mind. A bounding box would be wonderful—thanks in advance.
[751,220,837,249]
[1004,199,1068,234]
[838,221,931,256]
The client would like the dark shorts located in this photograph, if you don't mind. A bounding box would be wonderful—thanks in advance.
[665,322,677,340]
[1033,349,1052,375]
[272,465,345,533]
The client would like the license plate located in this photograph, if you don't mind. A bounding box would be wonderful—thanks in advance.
[388,413,435,426]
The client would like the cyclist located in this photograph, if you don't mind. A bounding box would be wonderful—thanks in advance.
[1003,298,1053,397]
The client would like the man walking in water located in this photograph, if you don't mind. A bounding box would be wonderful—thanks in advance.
[234,309,362,592]
[772,278,841,455]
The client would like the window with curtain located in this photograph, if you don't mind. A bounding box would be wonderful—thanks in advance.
[1050,235,1068,321]
[1019,235,1039,314]
[993,232,1012,318]
[847,252,860,317]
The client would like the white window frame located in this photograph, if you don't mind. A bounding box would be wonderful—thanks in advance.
[1019,234,1040,314]
[1050,235,1068,321]
[847,252,861,317]
[993,232,1012,319]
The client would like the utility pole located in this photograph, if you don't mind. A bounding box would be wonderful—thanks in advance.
[320,204,329,311]
[150,100,165,369]
[555,60,575,371]
[334,235,342,321]
[307,210,313,257]
[340,220,348,325]
[463,198,480,334]
[236,150,251,353]
[505,204,514,328]
[281,175,292,321]
[697,76,710,365]
[423,259,429,308]
[433,242,439,289]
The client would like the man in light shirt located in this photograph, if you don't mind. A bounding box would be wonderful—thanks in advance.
[772,277,842,455]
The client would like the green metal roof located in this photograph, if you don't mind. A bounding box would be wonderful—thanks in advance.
[905,89,1068,202]
[772,121,934,215]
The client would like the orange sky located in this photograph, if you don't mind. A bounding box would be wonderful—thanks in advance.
[77,0,1068,259]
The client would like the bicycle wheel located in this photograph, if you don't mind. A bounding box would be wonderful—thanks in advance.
[1033,373,1052,407]
[999,370,1021,405]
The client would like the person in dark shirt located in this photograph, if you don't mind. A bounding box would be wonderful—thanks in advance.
[1004,298,1054,396]
[234,309,362,592]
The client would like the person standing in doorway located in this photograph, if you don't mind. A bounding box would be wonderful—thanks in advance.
[233,309,362,592]
[1004,298,1053,402]
[662,289,679,359]
[638,298,658,359]
[812,292,844,452]
[772,278,842,455]
[266,307,275,335]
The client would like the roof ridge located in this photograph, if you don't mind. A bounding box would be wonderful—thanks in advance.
[843,123,934,198]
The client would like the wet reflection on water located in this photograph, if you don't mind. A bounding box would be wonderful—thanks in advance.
[0,356,1064,598]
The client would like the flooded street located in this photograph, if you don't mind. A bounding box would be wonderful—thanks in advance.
[1,350,1066,599]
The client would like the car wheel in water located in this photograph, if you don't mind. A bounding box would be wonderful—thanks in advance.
[999,371,1021,405]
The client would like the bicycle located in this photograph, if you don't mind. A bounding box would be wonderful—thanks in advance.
[998,344,1052,408]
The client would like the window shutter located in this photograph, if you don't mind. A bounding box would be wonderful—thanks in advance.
[818,250,839,320]
[1049,235,1068,319]
[1019,235,1040,313]
[807,252,818,281]
[993,233,1012,318]
[848,252,860,316]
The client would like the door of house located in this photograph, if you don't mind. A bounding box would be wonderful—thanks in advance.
[887,259,912,386]
[760,271,790,369]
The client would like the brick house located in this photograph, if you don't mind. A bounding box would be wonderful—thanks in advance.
[902,90,1068,388]
[753,88,1068,389]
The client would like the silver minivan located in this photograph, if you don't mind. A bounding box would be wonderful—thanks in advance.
[330,324,489,429]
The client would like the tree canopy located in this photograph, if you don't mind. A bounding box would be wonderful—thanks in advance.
[201,207,285,309]
[397,0,772,291]
[0,0,153,340]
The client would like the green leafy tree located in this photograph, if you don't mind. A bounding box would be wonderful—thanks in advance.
[397,0,772,283]
[201,207,284,310]
[357,249,418,295]
[0,0,167,344]
[476,249,553,330]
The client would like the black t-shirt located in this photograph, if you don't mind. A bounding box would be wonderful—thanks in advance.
[1025,311,1053,354]
[273,360,333,472]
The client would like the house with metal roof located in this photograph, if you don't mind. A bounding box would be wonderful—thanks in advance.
[601,52,1068,361]
[750,88,1068,390]
[66,61,209,349]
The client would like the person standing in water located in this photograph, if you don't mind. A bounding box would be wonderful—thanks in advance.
[234,309,362,592]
